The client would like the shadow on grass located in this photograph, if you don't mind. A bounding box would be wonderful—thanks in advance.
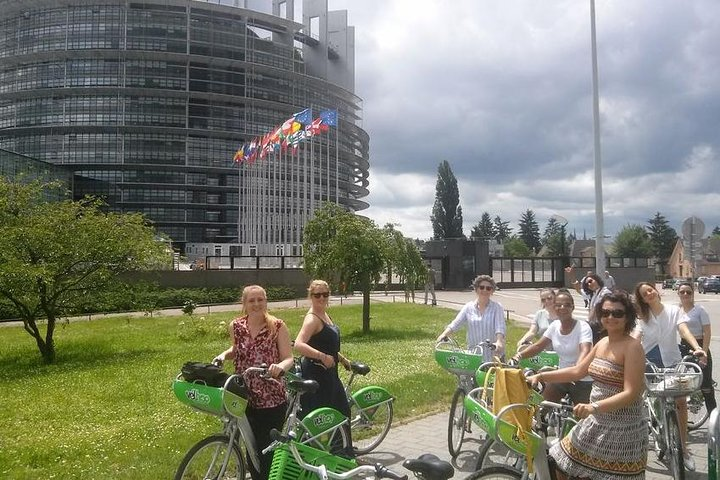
[0,345,164,382]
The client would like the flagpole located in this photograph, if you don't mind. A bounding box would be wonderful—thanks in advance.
[335,115,339,204]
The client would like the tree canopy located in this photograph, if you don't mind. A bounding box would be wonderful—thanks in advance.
[518,209,541,253]
[471,212,495,240]
[430,160,463,239]
[503,236,532,257]
[646,212,678,269]
[303,203,390,333]
[613,224,653,258]
[0,178,169,363]
[493,215,512,242]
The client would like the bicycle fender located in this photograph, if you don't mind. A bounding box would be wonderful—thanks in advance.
[351,386,393,409]
[300,406,347,438]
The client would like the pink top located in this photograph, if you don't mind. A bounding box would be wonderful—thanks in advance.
[232,315,287,409]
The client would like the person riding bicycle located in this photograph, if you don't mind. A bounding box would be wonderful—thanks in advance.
[528,291,647,480]
[632,281,707,472]
[294,279,354,457]
[436,275,506,361]
[213,285,294,480]
[513,289,593,404]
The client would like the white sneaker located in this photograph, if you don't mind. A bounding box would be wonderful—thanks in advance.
[684,454,696,471]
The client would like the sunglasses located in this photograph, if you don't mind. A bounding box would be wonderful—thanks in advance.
[311,292,330,298]
[554,303,573,309]
[476,285,493,291]
[586,278,595,284]
[678,290,693,296]
[600,309,625,318]
[541,297,553,301]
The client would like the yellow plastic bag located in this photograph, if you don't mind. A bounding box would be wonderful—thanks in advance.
[483,364,535,471]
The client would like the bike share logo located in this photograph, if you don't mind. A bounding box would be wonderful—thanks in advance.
[446,355,470,368]
[312,413,336,428]
[472,411,489,431]
[186,388,211,405]
[362,390,383,403]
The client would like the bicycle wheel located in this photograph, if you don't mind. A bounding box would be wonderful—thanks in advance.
[475,438,524,472]
[447,388,467,457]
[687,390,709,431]
[175,434,245,480]
[465,466,523,480]
[666,409,685,480]
[350,400,394,455]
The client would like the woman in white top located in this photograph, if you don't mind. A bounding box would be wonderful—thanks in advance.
[516,288,558,348]
[437,275,506,361]
[633,281,706,471]
[677,281,716,413]
[513,290,593,404]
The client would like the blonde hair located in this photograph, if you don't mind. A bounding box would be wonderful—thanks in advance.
[307,279,330,299]
[240,285,278,335]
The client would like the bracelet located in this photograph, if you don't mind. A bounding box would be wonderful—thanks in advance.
[591,402,600,413]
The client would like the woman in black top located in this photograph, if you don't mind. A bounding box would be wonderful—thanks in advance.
[294,279,353,454]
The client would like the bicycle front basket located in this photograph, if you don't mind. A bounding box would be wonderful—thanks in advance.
[434,348,483,376]
[645,370,702,397]
[268,442,357,480]
[172,379,224,416]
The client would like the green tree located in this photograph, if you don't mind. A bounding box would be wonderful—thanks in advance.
[0,178,168,363]
[713,226,720,237]
[430,160,463,239]
[503,236,532,257]
[613,224,653,258]
[471,212,496,240]
[493,215,512,243]
[303,203,388,333]
[518,209,541,254]
[646,212,679,274]
[542,217,560,244]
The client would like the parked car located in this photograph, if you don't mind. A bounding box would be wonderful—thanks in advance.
[699,277,720,294]
[672,279,686,290]
[662,278,675,289]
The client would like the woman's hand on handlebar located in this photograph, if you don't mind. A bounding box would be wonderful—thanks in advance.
[573,402,595,420]
[267,363,286,378]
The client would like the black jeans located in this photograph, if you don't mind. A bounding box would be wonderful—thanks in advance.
[679,339,717,412]
[245,402,287,480]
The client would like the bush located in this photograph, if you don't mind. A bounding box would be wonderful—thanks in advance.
[0,284,299,320]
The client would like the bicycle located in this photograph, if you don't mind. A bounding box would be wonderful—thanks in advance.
[173,363,351,480]
[435,337,496,457]
[466,399,575,479]
[343,361,395,454]
[469,363,573,473]
[265,428,456,480]
[644,356,703,480]
[687,379,715,431]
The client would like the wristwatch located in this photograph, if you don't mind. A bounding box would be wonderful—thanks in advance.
[591,402,600,414]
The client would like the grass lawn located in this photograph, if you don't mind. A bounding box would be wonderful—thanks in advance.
[0,303,523,479]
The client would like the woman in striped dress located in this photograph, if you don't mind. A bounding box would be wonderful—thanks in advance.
[529,290,647,479]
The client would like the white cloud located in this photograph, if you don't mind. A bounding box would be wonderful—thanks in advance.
[331,0,720,240]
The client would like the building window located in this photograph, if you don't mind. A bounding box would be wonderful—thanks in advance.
[249,245,257,257]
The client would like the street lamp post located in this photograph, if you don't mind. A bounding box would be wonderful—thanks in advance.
[590,0,606,275]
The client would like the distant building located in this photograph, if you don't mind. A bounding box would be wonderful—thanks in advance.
[668,238,720,278]
[0,0,369,253]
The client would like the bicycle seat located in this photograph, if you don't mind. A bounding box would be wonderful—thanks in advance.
[288,379,320,394]
[351,362,370,375]
[403,454,454,480]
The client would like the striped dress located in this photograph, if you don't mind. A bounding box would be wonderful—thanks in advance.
[550,357,648,479]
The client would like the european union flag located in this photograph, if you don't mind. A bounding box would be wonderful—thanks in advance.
[293,108,312,125]
[320,109,338,127]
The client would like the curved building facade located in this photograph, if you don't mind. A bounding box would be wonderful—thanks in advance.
[0,0,369,253]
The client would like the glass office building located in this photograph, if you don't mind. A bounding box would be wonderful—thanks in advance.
[0,0,369,253]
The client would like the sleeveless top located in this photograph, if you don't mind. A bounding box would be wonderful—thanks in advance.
[231,315,287,409]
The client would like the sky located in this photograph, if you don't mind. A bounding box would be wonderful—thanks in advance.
[327,0,720,242]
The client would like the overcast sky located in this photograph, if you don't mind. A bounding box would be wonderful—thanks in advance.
[328,0,720,242]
